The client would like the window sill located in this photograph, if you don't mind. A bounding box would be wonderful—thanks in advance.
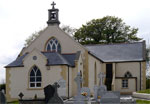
[121,87,129,89]
[27,88,43,90]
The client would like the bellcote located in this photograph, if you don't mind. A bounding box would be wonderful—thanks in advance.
[47,2,60,26]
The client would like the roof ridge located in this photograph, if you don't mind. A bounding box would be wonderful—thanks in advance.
[84,41,144,46]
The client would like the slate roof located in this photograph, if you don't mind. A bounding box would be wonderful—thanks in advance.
[5,53,28,68]
[5,52,79,68]
[42,52,76,67]
[5,41,145,68]
[85,41,146,62]
[62,54,76,67]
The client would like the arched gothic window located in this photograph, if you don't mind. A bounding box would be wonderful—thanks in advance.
[29,66,42,88]
[124,71,132,77]
[46,38,61,53]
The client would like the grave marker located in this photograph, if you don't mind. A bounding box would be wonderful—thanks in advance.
[100,91,120,104]
[0,91,6,104]
[94,72,107,101]
[73,72,85,104]
[48,82,64,104]
[44,84,55,103]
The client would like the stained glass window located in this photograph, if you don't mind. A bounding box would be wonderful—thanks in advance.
[46,38,61,53]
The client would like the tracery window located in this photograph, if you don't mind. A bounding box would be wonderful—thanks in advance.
[46,38,61,53]
[124,71,132,77]
[29,66,42,88]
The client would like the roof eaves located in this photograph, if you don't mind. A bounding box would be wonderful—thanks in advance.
[57,53,72,66]
[88,51,104,63]
[5,65,24,68]
[46,64,75,67]
[104,59,145,63]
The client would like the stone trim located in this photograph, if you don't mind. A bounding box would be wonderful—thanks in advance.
[6,68,18,102]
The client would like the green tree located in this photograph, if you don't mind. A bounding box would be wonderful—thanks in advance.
[74,16,142,44]
[61,25,76,36]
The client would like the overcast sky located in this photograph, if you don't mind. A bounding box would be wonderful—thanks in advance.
[0,0,150,83]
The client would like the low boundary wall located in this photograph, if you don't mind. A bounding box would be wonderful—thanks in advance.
[132,92,150,100]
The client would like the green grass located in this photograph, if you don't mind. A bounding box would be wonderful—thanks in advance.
[7,101,19,104]
[136,100,150,104]
[137,89,150,94]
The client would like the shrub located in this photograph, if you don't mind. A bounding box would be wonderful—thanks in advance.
[137,89,150,94]
[146,78,150,89]
[0,84,6,92]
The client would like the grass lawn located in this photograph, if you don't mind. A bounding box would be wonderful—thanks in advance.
[7,101,19,104]
[6,99,150,104]
[136,100,150,104]
[137,89,150,94]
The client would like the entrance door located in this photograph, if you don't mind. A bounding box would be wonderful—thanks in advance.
[105,64,113,91]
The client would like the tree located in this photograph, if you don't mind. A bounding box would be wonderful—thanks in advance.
[24,25,76,47]
[61,25,76,36]
[74,16,142,44]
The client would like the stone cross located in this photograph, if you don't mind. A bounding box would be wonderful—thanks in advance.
[53,82,60,96]
[98,72,105,86]
[51,1,56,9]
[48,82,64,104]
[74,72,85,104]
[0,91,6,104]
[74,72,83,95]
[58,78,66,88]
[18,92,24,100]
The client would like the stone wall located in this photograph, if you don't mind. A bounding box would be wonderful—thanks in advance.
[19,99,45,104]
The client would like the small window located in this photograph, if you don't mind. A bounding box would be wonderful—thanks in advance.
[122,79,128,88]
[29,66,42,88]
[46,38,61,53]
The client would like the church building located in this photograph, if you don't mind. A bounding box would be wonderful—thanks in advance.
[5,2,146,102]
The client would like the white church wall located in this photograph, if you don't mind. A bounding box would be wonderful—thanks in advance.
[115,62,140,91]
[9,49,71,100]
[22,25,86,55]
[88,54,102,94]
[115,78,136,93]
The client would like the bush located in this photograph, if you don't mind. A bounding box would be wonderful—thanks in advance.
[137,89,150,94]
[146,78,150,89]
[136,100,150,104]
[0,84,6,92]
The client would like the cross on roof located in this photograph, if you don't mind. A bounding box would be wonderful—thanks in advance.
[51,1,56,9]
[98,72,105,86]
